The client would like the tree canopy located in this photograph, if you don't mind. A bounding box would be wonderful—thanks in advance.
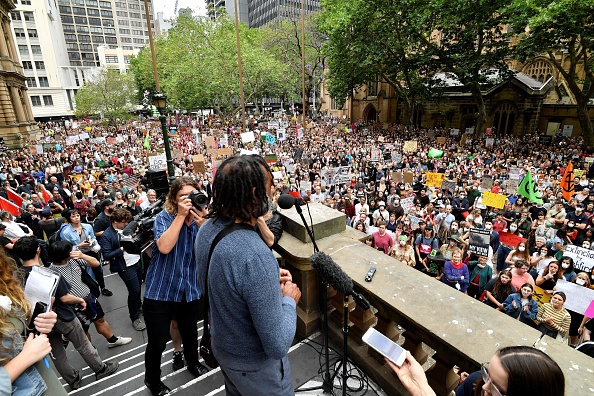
[74,67,137,120]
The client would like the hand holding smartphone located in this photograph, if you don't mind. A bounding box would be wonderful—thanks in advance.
[362,327,407,366]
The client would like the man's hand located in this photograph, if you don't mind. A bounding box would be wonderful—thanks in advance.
[189,207,208,226]
[279,268,292,285]
[177,196,193,218]
[34,311,57,334]
[281,281,301,304]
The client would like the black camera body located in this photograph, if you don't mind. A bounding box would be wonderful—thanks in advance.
[189,190,208,210]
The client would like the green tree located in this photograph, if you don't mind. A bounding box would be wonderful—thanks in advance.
[130,14,292,118]
[74,68,137,121]
[507,0,594,144]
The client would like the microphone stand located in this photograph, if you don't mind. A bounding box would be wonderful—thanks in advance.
[292,204,332,393]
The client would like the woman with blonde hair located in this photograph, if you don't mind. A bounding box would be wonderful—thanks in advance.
[0,248,65,394]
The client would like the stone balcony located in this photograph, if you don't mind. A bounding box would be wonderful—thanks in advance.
[276,203,593,396]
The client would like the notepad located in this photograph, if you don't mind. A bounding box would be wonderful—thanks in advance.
[24,266,59,312]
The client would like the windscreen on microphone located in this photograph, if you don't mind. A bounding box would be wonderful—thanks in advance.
[278,194,297,210]
[310,251,353,295]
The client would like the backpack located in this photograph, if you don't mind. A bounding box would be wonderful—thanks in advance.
[47,224,64,246]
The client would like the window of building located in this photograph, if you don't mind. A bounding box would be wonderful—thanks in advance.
[132,38,144,44]
[22,61,32,69]
[78,35,91,42]
[61,15,73,23]
[39,77,49,87]
[74,16,87,23]
[116,10,128,17]
[14,28,26,38]
[87,8,100,16]
[68,52,81,60]
[132,29,142,35]
[64,34,77,41]
[35,61,45,69]
[89,17,101,25]
[101,10,113,17]
[30,96,41,106]
[22,0,32,4]
[118,19,129,25]
[493,103,517,136]
[128,3,139,9]
[26,77,37,87]
[104,27,115,34]
[103,19,114,26]
[92,35,104,43]
[43,95,54,105]
[99,1,112,9]
[18,45,28,55]
[119,28,130,34]
[90,26,102,33]
[105,36,117,44]
[129,12,141,18]
[105,55,118,63]
[11,12,22,20]
[83,61,97,66]
[27,29,38,38]
[82,52,94,60]
[57,0,70,4]
[121,37,131,43]
[86,0,98,6]
[63,24,75,31]
[73,7,86,15]
[123,55,130,64]
[115,1,126,8]
[76,25,89,32]
[122,45,133,50]
[72,0,85,5]
[524,60,553,83]
[80,43,92,50]
[67,43,79,50]
[59,5,72,13]
[130,20,142,27]
[23,12,34,21]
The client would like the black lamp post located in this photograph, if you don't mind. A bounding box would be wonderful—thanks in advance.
[152,92,176,185]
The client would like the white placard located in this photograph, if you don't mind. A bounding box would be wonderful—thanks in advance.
[564,244,594,273]
[554,279,594,315]
[241,131,255,143]
[148,154,167,170]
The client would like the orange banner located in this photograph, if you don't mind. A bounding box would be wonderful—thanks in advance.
[561,162,574,201]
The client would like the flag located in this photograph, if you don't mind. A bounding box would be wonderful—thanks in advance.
[428,148,443,158]
[0,196,21,217]
[561,161,574,201]
[40,185,51,203]
[143,130,150,150]
[517,170,543,204]
[6,187,23,208]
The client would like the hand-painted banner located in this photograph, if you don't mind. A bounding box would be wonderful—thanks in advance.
[482,192,506,209]
[564,244,594,273]
[426,172,444,188]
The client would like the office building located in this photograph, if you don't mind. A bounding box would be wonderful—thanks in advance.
[207,0,319,28]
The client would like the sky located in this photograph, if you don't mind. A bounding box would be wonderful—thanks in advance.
[153,0,207,20]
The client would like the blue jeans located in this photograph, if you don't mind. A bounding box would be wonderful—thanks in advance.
[118,262,143,321]
[497,245,512,271]
[220,355,293,396]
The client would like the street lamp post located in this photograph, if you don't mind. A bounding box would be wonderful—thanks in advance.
[153,92,176,185]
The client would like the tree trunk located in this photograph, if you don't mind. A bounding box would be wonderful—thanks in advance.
[576,97,594,146]
[470,84,487,136]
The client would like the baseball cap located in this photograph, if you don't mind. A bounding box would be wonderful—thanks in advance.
[100,198,114,209]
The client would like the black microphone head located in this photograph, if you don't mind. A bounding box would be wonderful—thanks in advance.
[310,251,353,295]
[278,194,296,210]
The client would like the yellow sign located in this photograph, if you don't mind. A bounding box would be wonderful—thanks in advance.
[425,172,444,188]
[482,192,506,209]
[403,140,418,153]
[533,285,551,308]
[85,126,92,131]
[574,169,584,178]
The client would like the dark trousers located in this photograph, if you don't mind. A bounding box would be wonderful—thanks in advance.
[118,262,142,321]
[497,245,512,271]
[143,297,201,383]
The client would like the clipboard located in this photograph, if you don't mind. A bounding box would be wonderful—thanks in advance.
[24,266,59,313]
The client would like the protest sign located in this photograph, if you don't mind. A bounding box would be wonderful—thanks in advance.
[268,121,279,129]
[66,136,80,146]
[276,128,286,141]
[564,244,594,273]
[481,175,493,190]
[506,178,519,191]
[205,136,217,155]
[468,228,490,256]
[508,168,521,179]
[425,172,444,188]
[450,129,460,136]
[533,285,551,308]
[264,154,277,164]
[192,154,205,173]
[391,171,402,184]
[585,300,594,319]
[573,169,584,178]
[441,180,457,194]
[148,154,167,170]
[482,192,506,209]
[401,197,415,213]
[217,147,233,157]
[265,132,276,145]
[428,130,435,139]
[240,131,255,144]
[392,152,402,163]
[554,279,594,315]
[321,166,351,186]
[563,124,573,137]
[371,149,381,162]
[300,181,312,191]
[403,172,414,184]
[272,171,283,180]
[498,232,526,247]
[485,138,494,147]
[403,141,417,153]
[460,134,468,146]
[437,137,446,144]
[407,215,422,229]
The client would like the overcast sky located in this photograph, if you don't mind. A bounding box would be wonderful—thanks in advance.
[153,0,206,20]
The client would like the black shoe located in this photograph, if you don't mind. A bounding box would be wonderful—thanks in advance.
[172,351,184,371]
[101,288,113,296]
[187,362,209,377]
[144,379,171,396]
[69,370,82,390]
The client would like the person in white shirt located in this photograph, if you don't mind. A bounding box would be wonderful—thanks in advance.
[310,186,326,203]
[355,196,370,218]
[372,201,389,226]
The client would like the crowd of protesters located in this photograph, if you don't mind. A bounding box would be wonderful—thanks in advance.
[1,113,593,392]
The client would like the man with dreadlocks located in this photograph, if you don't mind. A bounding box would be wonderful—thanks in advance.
[143,176,209,396]
[195,155,301,395]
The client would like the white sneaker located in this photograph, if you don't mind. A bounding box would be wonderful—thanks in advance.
[108,336,132,348]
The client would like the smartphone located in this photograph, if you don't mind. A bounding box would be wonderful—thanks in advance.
[27,301,48,333]
[362,327,407,366]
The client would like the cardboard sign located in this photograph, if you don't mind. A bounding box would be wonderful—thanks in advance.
[506,178,519,191]
[204,136,217,154]
[425,172,444,188]
[300,181,312,191]
[508,168,521,179]
[217,147,233,157]
[468,228,491,256]
[403,172,414,184]
[460,134,468,146]
[564,244,594,273]
[437,137,446,144]
[482,192,506,209]
[192,154,205,174]
[441,180,457,194]
[403,141,418,153]
[401,197,415,213]
[391,171,402,184]
[481,175,493,190]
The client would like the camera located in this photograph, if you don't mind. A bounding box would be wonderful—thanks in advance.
[188,190,208,210]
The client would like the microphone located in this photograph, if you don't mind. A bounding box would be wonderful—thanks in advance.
[278,194,305,209]
[310,252,370,310]
[122,220,138,236]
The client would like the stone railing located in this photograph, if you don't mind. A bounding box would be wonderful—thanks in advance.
[276,203,593,396]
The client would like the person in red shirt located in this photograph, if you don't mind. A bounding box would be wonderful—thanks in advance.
[492,212,507,234]
[372,221,394,255]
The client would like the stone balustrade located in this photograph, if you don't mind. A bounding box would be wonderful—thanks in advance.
[276,203,593,396]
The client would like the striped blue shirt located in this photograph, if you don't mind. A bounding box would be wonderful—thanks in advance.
[144,210,201,302]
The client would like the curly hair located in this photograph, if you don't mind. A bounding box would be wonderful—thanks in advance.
[164,176,198,215]
[208,155,273,223]
[0,247,30,363]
